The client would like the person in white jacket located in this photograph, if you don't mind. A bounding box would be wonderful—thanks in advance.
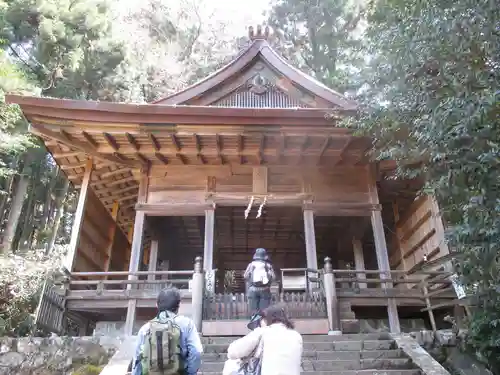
[226,304,303,375]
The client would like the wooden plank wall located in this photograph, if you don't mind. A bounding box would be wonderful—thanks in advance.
[390,195,449,272]
[147,165,370,205]
[73,189,131,272]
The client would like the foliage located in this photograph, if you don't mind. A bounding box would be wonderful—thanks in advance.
[72,364,104,375]
[0,51,35,179]
[266,0,365,93]
[0,0,126,100]
[345,0,500,370]
[467,302,500,372]
[0,246,66,336]
[111,0,238,102]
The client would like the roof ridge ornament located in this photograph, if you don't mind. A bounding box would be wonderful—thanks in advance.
[248,25,270,41]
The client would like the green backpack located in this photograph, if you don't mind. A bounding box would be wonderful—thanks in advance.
[140,313,182,375]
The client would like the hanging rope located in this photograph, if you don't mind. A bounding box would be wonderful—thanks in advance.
[244,196,254,219]
[256,196,267,218]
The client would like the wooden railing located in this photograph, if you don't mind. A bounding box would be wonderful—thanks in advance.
[322,262,459,333]
[58,256,465,335]
[65,270,194,299]
[203,291,327,321]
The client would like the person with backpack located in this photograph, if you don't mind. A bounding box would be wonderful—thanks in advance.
[244,248,275,315]
[132,287,203,375]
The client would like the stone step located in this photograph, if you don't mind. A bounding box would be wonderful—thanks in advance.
[202,349,405,362]
[203,339,396,353]
[202,333,392,344]
[201,358,414,372]
[199,370,421,375]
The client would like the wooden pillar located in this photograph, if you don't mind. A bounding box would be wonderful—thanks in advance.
[191,256,204,332]
[323,257,341,334]
[392,202,408,270]
[64,158,93,271]
[124,168,149,336]
[148,240,159,281]
[104,201,120,276]
[369,169,401,334]
[352,238,367,289]
[203,207,215,271]
[303,209,318,270]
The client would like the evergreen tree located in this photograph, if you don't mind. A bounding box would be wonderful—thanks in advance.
[347,0,500,370]
[266,0,365,93]
[0,0,126,100]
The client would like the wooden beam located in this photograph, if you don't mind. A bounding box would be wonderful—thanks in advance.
[215,134,224,164]
[81,131,98,148]
[177,153,187,164]
[155,153,169,165]
[149,133,161,151]
[297,136,309,164]
[103,132,120,151]
[60,162,88,171]
[31,124,141,167]
[193,134,201,152]
[100,167,133,180]
[65,158,93,271]
[102,175,137,188]
[52,151,83,159]
[105,194,136,206]
[317,137,331,164]
[136,152,150,165]
[97,182,138,196]
[126,133,140,151]
[171,134,181,151]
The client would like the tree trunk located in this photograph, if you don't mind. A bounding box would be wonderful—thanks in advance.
[2,175,29,253]
[18,172,39,249]
[0,156,20,225]
[46,178,70,255]
[42,166,59,231]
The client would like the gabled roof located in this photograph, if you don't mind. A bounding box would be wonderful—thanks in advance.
[153,30,357,111]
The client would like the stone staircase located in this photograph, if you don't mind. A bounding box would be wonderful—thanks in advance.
[200,333,422,375]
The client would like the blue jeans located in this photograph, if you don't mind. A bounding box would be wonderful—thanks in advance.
[247,288,271,314]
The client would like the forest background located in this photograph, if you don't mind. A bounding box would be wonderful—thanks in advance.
[0,0,498,372]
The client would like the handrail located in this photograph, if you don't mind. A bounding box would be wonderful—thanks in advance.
[69,279,191,286]
[70,270,193,278]
[281,267,320,273]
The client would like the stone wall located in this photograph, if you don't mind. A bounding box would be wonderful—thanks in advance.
[93,321,146,337]
[408,329,493,375]
[0,336,119,375]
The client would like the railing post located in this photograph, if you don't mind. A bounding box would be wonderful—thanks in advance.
[422,281,437,332]
[191,256,204,333]
[323,257,341,335]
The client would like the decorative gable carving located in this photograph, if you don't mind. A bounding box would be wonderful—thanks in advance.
[211,82,308,108]
[209,63,310,108]
[247,73,273,95]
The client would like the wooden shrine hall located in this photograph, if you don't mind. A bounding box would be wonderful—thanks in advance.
[7,26,458,337]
